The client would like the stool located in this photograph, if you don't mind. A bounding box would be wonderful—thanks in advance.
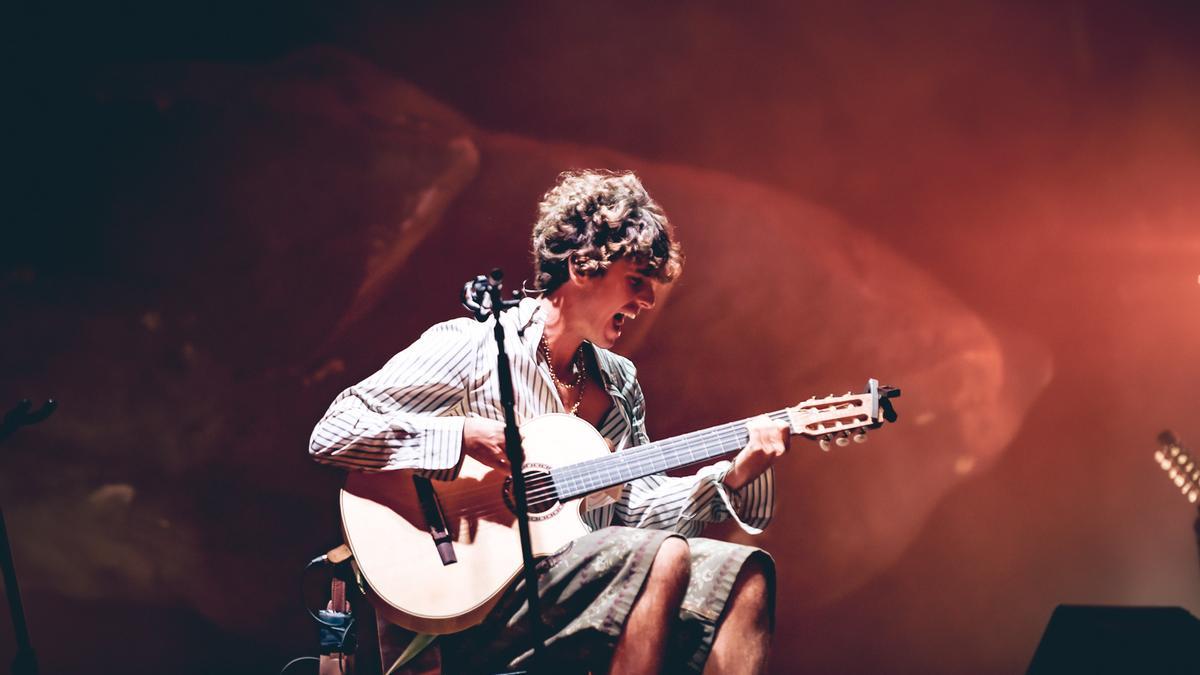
[318,545,529,675]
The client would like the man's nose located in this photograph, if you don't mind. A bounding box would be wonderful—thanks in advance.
[637,284,656,310]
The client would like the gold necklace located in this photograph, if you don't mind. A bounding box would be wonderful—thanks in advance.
[540,337,588,415]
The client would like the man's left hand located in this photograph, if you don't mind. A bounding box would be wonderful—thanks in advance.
[723,415,791,490]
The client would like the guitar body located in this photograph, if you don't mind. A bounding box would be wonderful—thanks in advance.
[340,414,610,634]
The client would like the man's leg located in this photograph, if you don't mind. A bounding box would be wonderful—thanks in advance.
[609,536,691,675]
[702,555,774,675]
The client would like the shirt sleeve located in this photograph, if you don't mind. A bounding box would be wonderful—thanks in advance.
[609,371,776,535]
[614,465,775,536]
[308,319,477,480]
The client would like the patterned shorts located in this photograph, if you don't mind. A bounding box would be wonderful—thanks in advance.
[379,526,773,674]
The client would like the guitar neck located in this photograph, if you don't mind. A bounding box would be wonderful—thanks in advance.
[551,409,789,501]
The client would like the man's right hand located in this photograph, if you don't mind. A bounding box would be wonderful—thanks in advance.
[463,417,510,473]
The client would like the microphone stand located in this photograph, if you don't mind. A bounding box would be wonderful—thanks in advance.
[0,398,56,675]
[462,270,546,672]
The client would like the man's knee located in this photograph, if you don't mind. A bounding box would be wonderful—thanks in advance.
[729,555,774,631]
[649,536,691,597]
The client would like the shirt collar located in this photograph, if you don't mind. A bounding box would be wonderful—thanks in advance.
[511,296,620,394]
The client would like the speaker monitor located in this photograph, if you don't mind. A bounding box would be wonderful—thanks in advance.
[1028,605,1200,674]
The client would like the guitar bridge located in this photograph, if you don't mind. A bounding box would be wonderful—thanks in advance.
[412,475,456,566]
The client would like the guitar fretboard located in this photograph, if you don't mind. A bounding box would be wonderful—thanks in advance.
[550,409,790,500]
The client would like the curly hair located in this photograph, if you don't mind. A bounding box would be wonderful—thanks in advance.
[531,170,683,294]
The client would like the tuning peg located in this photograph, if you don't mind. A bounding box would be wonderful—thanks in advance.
[853,431,868,444]
[1175,475,1187,488]
[1190,490,1199,504]
[819,435,832,451]
[1155,450,1166,463]
[835,433,850,447]
[1171,445,1181,457]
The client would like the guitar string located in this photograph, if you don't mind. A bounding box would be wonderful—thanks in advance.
[442,413,868,521]
[414,415,760,510]
[429,409,803,507]
[434,408,873,516]
[442,423,758,519]
[445,445,747,519]
[434,414,771,509]
[453,425,747,517]
[438,410,814,519]
[439,408,825,518]
[449,455,743,518]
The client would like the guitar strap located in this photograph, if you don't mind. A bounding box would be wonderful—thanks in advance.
[383,632,438,675]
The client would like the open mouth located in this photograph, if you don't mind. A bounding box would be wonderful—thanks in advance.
[612,311,634,332]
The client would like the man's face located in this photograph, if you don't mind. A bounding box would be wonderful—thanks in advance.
[568,258,660,349]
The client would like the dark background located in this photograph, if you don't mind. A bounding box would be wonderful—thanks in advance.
[6,1,1200,672]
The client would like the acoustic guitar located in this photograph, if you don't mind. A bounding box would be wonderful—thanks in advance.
[340,378,900,634]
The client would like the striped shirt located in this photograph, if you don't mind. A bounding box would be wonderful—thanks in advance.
[309,298,774,536]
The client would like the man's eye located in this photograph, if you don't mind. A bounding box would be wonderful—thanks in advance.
[629,277,643,288]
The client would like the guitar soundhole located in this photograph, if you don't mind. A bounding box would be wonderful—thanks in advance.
[502,469,560,520]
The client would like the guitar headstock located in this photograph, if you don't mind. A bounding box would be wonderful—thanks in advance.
[1155,430,1200,504]
[786,378,901,451]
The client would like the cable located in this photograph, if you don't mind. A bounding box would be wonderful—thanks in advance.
[281,554,357,675]
[278,655,319,674]
[301,555,353,630]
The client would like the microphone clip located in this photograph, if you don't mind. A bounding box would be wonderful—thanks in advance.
[461,268,522,323]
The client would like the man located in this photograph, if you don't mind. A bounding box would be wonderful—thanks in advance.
[310,170,790,674]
